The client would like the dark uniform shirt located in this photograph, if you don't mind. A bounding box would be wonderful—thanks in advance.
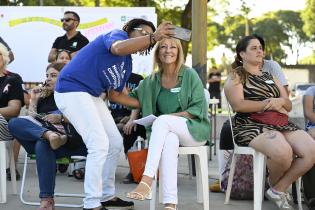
[52,32,89,53]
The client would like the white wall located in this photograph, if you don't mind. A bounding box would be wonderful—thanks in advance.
[0,6,157,82]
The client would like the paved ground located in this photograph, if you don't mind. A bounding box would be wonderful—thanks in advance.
[1,139,305,210]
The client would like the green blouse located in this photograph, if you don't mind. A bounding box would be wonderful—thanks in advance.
[157,86,181,115]
[130,65,210,142]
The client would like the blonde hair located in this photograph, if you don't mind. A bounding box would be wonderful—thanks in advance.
[0,43,10,70]
[151,38,184,79]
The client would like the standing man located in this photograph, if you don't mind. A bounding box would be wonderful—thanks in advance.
[48,11,89,62]
[208,67,222,112]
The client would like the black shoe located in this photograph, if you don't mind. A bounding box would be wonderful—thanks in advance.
[83,207,108,210]
[101,197,134,209]
[122,172,136,184]
[6,168,20,181]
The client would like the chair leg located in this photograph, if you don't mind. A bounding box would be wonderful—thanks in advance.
[296,177,303,210]
[224,153,237,205]
[195,151,210,210]
[253,152,265,210]
[7,142,17,194]
[0,142,7,203]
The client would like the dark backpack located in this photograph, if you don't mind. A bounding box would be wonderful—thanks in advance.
[303,165,315,210]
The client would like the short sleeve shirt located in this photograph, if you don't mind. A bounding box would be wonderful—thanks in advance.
[0,75,24,108]
[262,59,287,86]
[304,86,315,112]
[52,32,89,53]
[55,29,133,96]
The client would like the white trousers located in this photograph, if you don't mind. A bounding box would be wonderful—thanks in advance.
[143,115,206,204]
[54,91,123,209]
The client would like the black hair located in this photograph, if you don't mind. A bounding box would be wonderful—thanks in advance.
[122,18,156,55]
[231,35,259,84]
[252,34,265,51]
[64,11,80,22]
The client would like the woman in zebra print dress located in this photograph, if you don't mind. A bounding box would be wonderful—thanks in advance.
[0,43,23,141]
[224,35,315,210]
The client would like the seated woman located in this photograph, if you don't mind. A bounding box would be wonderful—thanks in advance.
[303,85,315,138]
[224,35,315,210]
[0,43,24,140]
[8,62,87,210]
[126,37,210,210]
[56,49,71,64]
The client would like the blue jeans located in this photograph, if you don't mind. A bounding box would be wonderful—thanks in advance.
[8,118,87,198]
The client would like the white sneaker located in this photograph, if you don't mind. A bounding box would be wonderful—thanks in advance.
[265,188,295,210]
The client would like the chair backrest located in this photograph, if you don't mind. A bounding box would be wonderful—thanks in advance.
[204,89,210,106]
[225,95,238,149]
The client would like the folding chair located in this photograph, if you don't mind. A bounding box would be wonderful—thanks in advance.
[20,153,85,208]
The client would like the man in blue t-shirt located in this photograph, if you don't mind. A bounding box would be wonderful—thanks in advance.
[54,18,174,210]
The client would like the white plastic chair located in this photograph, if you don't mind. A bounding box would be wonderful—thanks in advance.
[150,146,209,210]
[20,153,85,208]
[224,100,302,210]
[0,140,17,203]
[149,90,210,210]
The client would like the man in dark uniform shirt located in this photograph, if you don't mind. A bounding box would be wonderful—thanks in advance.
[208,67,222,111]
[48,11,89,62]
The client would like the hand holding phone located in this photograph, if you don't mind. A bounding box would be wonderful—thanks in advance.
[170,26,191,42]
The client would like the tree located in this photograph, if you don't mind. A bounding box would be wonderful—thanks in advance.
[302,0,315,39]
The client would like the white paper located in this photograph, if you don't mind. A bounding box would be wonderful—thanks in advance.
[133,114,157,126]
[18,115,43,127]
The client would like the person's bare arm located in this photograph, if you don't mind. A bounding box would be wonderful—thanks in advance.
[263,77,292,112]
[304,95,315,123]
[0,100,21,119]
[108,90,140,109]
[48,48,57,62]
[224,74,268,113]
[111,21,174,56]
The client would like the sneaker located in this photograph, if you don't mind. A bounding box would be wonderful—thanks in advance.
[101,197,134,209]
[265,188,294,210]
[6,168,20,181]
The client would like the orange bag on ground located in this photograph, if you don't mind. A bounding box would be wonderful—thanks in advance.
[127,149,148,183]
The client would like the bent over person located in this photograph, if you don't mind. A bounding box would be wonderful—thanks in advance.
[54,18,174,210]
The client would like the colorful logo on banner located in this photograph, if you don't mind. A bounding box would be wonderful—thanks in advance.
[8,17,108,29]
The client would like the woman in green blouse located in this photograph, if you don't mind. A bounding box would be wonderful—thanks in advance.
[126,37,210,210]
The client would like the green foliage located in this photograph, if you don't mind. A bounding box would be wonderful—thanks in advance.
[302,0,315,39]
[300,52,315,64]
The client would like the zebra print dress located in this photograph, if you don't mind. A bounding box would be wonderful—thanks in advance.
[233,72,299,146]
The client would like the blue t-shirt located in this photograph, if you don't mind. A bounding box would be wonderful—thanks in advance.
[55,29,132,96]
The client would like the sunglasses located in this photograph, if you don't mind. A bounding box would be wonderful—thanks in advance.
[133,27,150,36]
[60,18,77,23]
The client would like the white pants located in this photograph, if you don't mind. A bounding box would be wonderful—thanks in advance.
[143,115,206,204]
[54,92,123,209]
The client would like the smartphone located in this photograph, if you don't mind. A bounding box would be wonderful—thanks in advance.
[170,26,192,42]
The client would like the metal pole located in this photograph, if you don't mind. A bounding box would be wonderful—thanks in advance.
[39,0,43,6]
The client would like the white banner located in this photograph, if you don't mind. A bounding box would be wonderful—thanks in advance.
[0,6,157,82]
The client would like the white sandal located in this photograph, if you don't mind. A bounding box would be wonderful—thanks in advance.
[126,181,152,201]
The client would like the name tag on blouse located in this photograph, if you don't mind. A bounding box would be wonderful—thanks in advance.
[170,87,181,93]
[265,80,274,84]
